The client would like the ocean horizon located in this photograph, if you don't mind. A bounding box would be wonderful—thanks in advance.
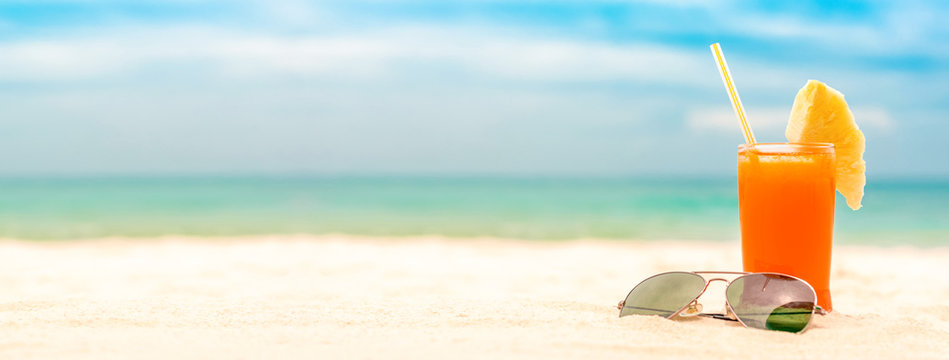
[1,175,945,246]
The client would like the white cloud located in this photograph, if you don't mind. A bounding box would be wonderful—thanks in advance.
[686,106,788,133]
[602,1,949,61]
[1,1,944,91]
[686,106,895,133]
[2,23,859,97]
[853,107,895,131]
[0,25,716,85]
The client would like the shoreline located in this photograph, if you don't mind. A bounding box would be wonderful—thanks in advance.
[3,232,947,247]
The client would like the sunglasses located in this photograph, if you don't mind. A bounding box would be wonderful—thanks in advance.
[617,271,826,333]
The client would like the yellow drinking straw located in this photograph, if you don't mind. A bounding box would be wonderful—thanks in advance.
[710,43,756,145]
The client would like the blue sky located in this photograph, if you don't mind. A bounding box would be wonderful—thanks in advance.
[0,0,946,177]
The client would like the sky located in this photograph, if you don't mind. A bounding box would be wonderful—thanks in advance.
[0,0,946,177]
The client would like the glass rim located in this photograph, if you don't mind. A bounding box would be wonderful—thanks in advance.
[738,142,835,154]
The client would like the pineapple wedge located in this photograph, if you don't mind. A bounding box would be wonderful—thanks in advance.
[786,80,866,210]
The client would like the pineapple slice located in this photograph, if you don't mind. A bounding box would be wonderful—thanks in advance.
[786,80,866,210]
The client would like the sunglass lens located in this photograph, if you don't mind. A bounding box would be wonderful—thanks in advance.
[620,272,705,318]
[725,274,816,332]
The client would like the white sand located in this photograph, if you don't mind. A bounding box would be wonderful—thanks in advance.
[1,235,947,359]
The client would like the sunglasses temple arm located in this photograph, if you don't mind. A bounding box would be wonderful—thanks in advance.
[698,313,739,322]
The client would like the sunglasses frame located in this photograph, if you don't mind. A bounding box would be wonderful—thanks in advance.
[617,271,826,332]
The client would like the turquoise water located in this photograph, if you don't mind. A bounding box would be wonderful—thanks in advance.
[0,177,946,246]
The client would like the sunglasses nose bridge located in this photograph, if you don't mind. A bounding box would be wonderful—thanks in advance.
[698,277,730,294]
[687,277,728,304]
[678,277,729,317]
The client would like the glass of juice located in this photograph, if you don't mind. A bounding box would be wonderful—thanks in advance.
[738,143,836,312]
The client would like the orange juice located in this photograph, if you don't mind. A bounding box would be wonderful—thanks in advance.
[738,143,836,311]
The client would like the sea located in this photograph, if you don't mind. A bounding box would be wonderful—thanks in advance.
[0,176,946,246]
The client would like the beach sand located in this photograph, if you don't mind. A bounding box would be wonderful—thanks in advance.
[0,235,947,359]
